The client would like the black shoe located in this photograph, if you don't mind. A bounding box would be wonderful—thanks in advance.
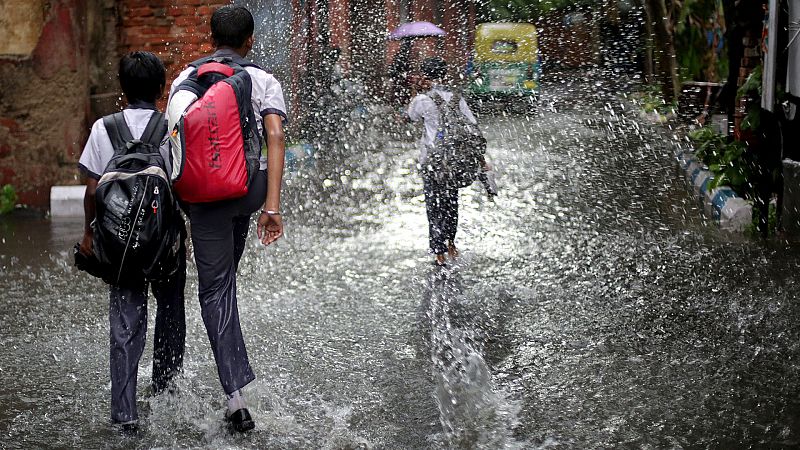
[225,408,255,433]
[113,421,139,436]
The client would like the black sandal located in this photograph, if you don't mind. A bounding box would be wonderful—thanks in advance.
[225,408,255,433]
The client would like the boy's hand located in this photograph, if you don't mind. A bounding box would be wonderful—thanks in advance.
[79,230,93,256]
[257,212,283,245]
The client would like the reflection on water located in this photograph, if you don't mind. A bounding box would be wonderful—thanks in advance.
[422,266,526,448]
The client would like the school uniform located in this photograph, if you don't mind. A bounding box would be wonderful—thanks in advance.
[78,103,187,425]
[168,49,287,396]
[407,86,478,255]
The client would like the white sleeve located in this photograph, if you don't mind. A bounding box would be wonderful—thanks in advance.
[77,119,112,180]
[167,67,192,106]
[407,95,427,122]
[253,72,288,123]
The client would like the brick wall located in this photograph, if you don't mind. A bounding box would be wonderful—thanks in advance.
[734,32,761,140]
[538,10,596,69]
[118,0,230,109]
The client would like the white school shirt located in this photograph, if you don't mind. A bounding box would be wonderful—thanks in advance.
[168,50,288,171]
[78,108,171,180]
[407,85,478,165]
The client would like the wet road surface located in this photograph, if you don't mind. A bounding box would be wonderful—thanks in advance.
[2,75,800,448]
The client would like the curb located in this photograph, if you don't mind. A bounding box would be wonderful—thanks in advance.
[50,185,85,217]
[674,149,752,232]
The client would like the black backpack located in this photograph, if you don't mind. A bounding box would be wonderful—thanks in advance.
[426,90,486,188]
[91,111,182,285]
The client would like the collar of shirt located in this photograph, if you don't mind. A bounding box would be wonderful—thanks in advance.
[207,48,270,73]
[212,48,255,68]
[126,100,157,110]
[213,48,241,59]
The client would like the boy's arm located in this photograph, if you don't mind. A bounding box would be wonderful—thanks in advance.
[256,113,285,245]
[407,95,425,122]
[79,178,98,256]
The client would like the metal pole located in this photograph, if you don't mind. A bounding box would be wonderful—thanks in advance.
[787,0,800,119]
[762,0,779,111]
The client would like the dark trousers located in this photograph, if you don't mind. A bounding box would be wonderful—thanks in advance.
[424,179,459,255]
[109,240,186,424]
[185,170,267,395]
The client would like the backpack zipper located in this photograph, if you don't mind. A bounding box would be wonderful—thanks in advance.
[116,177,150,284]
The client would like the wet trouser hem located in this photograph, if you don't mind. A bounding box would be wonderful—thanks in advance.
[108,238,187,424]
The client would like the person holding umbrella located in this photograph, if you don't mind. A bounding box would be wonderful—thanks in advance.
[387,21,446,106]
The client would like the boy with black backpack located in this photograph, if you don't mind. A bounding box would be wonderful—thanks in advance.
[76,51,186,432]
[408,57,496,266]
[166,5,287,433]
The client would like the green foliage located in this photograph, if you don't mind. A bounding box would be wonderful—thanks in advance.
[741,106,761,131]
[737,65,762,131]
[688,127,752,196]
[706,140,750,194]
[737,65,762,99]
[747,200,778,236]
[673,0,728,82]
[0,184,17,215]
[688,126,726,161]
[637,84,678,115]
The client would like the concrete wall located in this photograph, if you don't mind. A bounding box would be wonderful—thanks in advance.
[0,0,46,56]
[0,0,234,209]
[0,0,93,206]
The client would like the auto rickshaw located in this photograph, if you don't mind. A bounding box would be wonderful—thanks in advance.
[468,23,541,102]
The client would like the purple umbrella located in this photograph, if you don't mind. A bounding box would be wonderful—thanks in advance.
[388,21,446,40]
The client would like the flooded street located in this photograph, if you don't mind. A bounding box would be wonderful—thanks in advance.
[3,75,800,449]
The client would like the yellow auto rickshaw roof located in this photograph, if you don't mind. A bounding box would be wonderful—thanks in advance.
[474,22,538,63]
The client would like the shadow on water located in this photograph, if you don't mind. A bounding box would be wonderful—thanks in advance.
[418,263,531,449]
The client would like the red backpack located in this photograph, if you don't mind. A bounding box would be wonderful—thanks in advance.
[167,57,262,203]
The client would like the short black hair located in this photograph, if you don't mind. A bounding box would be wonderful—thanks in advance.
[421,57,447,81]
[118,51,166,104]
[211,6,255,48]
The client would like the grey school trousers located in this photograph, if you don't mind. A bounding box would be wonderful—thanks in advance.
[185,170,267,395]
[423,179,459,255]
[109,237,187,424]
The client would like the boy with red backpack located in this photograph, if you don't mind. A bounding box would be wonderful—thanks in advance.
[166,5,286,433]
[77,51,186,433]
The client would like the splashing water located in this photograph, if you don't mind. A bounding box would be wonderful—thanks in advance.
[424,267,528,449]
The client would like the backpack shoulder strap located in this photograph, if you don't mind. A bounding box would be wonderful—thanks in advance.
[429,91,448,112]
[103,112,134,154]
[190,55,261,71]
[450,92,462,108]
[188,56,215,68]
[427,92,447,130]
[448,92,474,124]
[140,111,168,147]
